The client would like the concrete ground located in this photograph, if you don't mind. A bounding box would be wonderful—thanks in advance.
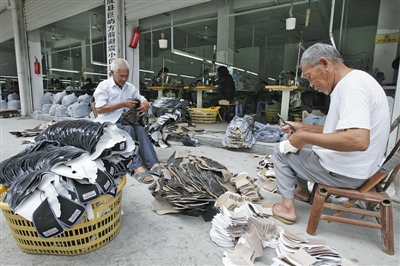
[0,116,399,266]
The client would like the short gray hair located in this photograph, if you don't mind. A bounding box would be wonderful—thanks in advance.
[111,58,130,73]
[300,43,343,68]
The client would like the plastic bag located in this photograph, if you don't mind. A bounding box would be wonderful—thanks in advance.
[53,90,67,104]
[67,102,91,118]
[55,105,69,117]
[62,93,77,107]
[77,94,91,104]
[0,100,7,109]
[7,93,19,101]
[41,103,52,114]
[41,92,54,105]
[8,100,21,110]
[253,122,283,143]
[49,104,60,116]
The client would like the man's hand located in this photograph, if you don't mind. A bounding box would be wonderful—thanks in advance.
[281,121,302,134]
[136,100,150,117]
[122,99,138,109]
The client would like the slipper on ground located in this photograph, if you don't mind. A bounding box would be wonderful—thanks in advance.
[295,195,310,203]
[262,203,296,225]
[148,165,163,176]
[132,171,154,184]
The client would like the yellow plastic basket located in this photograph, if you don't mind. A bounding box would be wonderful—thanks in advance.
[0,175,126,255]
[265,108,280,123]
[189,107,221,124]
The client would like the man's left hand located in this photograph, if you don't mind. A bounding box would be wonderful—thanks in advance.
[136,101,150,117]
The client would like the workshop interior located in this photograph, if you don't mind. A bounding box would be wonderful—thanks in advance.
[0,0,398,122]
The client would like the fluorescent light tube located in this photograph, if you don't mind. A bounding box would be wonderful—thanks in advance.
[139,69,155,74]
[50,68,79,74]
[171,49,204,61]
[92,61,107,66]
[180,74,196,78]
[83,72,108,76]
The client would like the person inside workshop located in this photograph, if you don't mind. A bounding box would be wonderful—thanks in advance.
[93,58,162,184]
[81,77,97,96]
[269,43,390,224]
[209,66,236,106]
[151,67,169,86]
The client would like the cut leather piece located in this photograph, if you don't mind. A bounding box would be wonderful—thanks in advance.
[92,123,137,160]
[286,248,317,266]
[32,198,65,239]
[111,139,127,151]
[105,182,118,197]
[90,128,121,160]
[151,197,181,215]
[230,172,263,204]
[96,169,115,193]
[100,159,116,178]
[261,178,277,193]
[15,189,45,222]
[38,172,61,217]
[215,192,247,211]
[117,155,134,173]
[72,179,101,203]
[4,170,45,211]
[51,153,98,183]
[181,135,199,147]
[35,120,105,154]
[57,194,86,228]
[192,156,232,182]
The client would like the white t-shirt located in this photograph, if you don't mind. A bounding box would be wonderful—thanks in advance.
[313,70,390,179]
[93,77,146,124]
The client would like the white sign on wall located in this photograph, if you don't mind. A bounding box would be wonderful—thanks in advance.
[105,0,119,75]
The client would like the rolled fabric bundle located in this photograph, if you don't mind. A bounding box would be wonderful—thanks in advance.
[35,120,105,154]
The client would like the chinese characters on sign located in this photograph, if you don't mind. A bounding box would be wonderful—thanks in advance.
[375,33,400,44]
[106,0,119,74]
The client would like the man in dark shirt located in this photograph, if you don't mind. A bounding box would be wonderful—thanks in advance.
[209,66,236,106]
[81,78,97,95]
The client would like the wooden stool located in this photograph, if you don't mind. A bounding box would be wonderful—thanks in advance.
[218,100,237,122]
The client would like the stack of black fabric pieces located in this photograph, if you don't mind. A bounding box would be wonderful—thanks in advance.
[146,97,193,147]
[149,151,236,217]
[0,120,137,239]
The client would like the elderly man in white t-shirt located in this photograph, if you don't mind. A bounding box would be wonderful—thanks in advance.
[269,43,390,225]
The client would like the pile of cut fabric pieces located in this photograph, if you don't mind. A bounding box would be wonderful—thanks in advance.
[222,115,257,149]
[0,120,136,239]
[146,97,203,148]
[210,192,344,266]
[272,229,342,266]
[256,154,278,193]
[149,151,263,217]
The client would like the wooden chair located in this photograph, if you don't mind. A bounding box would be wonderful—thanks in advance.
[307,116,400,255]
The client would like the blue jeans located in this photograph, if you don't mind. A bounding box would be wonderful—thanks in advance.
[116,123,159,172]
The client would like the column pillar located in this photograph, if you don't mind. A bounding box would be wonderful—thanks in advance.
[372,0,399,84]
[126,20,140,89]
[27,29,43,111]
[10,0,32,116]
[216,3,235,65]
